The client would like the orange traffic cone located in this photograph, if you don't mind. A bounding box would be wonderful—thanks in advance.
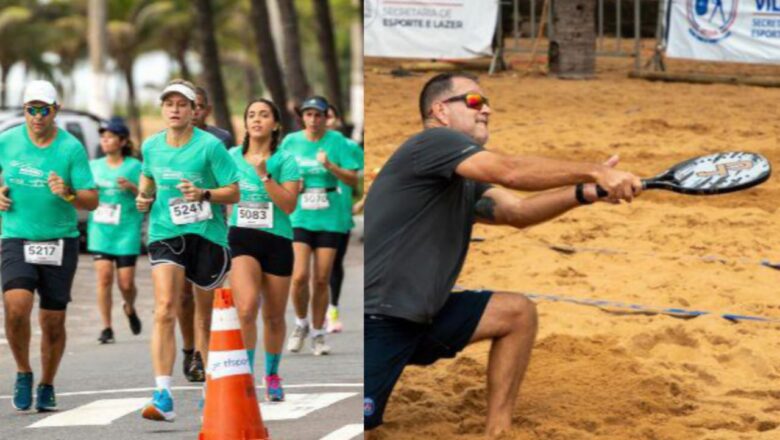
[199,288,270,440]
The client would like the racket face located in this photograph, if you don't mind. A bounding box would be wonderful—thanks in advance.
[647,152,771,195]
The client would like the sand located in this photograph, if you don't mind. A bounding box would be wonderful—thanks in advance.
[365,50,780,439]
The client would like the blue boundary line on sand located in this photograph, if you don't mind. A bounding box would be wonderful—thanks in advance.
[522,292,780,323]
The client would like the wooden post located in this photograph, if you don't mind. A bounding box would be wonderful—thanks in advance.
[549,0,597,79]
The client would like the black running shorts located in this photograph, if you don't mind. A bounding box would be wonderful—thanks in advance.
[1,237,80,311]
[228,227,293,277]
[148,234,230,289]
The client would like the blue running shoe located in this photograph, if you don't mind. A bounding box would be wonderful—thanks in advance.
[35,384,57,412]
[141,389,175,422]
[13,372,33,411]
[264,374,285,402]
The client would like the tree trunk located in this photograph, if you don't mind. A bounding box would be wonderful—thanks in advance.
[313,0,342,112]
[249,0,293,132]
[0,64,8,108]
[176,48,191,81]
[276,0,310,106]
[193,0,234,137]
[549,0,596,78]
[123,65,143,143]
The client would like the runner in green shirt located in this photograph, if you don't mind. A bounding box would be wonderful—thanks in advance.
[0,80,98,412]
[324,104,364,333]
[136,80,239,422]
[88,118,143,345]
[280,96,359,357]
[227,99,300,402]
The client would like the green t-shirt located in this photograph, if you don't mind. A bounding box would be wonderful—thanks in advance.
[227,147,300,240]
[336,140,364,232]
[141,128,239,247]
[279,130,360,233]
[87,157,144,255]
[0,125,95,240]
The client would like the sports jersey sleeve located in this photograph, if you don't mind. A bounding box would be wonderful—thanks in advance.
[278,152,301,183]
[412,128,484,179]
[331,134,360,171]
[128,158,142,185]
[69,143,96,190]
[141,142,153,178]
[348,140,365,172]
[208,141,240,187]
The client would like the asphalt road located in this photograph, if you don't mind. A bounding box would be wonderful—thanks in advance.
[0,238,364,440]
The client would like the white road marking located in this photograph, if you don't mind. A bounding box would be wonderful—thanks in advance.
[27,398,148,428]
[261,392,357,421]
[319,424,364,440]
[0,383,363,400]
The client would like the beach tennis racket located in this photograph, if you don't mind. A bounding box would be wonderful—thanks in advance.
[596,151,771,197]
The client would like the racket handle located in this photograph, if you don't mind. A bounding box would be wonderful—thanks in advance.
[594,180,648,198]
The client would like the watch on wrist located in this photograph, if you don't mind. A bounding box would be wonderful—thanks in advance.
[202,190,212,202]
[261,173,272,183]
[62,187,76,203]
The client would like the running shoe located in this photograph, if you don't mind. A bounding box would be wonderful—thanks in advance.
[141,389,175,422]
[187,351,205,382]
[13,372,33,411]
[264,374,285,402]
[326,307,343,333]
[35,384,57,412]
[183,349,194,380]
[311,334,331,356]
[125,304,142,335]
[287,324,309,353]
[97,327,115,344]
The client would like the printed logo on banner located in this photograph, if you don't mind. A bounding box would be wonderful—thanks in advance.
[685,0,739,43]
[364,0,378,26]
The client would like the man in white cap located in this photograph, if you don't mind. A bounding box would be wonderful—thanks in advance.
[0,80,98,412]
[135,79,239,421]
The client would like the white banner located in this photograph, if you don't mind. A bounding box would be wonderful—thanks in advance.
[364,0,499,59]
[666,0,780,64]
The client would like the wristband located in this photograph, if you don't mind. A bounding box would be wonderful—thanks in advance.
[575,183,592,205]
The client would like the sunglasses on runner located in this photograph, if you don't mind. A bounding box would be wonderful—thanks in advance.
[25,105,54,117]
[442,93,490,111]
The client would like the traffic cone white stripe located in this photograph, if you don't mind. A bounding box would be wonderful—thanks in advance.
[210,307,241,331]
[206,349,252,380]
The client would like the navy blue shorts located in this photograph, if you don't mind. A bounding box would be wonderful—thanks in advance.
[364,289,493,430]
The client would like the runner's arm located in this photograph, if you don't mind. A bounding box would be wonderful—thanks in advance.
[324,162,359,188]
[138,174,156,198]
[456,151,641,202]
[72,189,98,211]
[474,185,601,228]
[203,182,240,205]
[264,180,300,215]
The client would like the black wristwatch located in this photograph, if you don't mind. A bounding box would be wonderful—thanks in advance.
[261,173,272,183]
[202,190,212,202]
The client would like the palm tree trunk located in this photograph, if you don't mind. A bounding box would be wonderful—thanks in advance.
[0,64,8,107]
[313,0,342,112]
[193,0,234,138]
[249,0,293,131]
[276,0,310,105]
[176,48,191,81]
[123,65,143,143]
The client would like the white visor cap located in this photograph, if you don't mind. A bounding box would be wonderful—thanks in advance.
[160,83,196,103]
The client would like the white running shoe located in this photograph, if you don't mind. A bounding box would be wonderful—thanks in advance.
[287,324,309,353]
[311,334,331,356]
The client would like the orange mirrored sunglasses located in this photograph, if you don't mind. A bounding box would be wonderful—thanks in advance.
[442,93,490,110]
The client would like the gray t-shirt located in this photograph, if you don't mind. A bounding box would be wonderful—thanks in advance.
[365,127,491,324]
[205,125,234,148]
